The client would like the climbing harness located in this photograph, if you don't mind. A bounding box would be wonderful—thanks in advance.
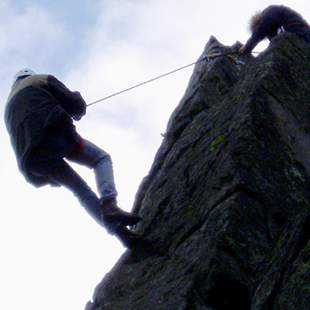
[86,50,249,108]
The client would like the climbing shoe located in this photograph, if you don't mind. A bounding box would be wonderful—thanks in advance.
[101,198,141,226]
[112,225,145,249]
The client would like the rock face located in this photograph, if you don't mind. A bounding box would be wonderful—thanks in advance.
[86,34,310,310]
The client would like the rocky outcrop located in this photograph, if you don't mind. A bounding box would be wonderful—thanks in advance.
[86,33,310,310]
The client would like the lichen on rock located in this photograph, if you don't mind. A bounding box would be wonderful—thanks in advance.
[86,34,310,310]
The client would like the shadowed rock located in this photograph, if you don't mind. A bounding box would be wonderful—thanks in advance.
[86,34,310,310]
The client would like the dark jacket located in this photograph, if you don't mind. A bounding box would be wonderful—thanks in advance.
[243,5,310,53]
[5,74,86,186]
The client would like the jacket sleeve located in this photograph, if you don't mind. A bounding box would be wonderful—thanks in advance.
[243,31,265,54]
[243,5,283,54]
[46,75,86,118]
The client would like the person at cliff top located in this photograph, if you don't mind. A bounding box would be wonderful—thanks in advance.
[239,5,310,54]
[5,68,141,247]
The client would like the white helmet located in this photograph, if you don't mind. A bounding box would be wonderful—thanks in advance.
[14,68,36,82]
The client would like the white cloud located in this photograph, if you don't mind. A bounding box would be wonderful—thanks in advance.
[1,0,310,309]
[0,1,67,81]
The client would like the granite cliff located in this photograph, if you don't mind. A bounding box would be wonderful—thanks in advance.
[86,33,310,310]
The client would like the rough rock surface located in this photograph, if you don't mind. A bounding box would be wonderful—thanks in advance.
[86,34,310,310]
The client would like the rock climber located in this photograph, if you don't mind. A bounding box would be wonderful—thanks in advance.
[4,68,142,248]
[239,5,310,54]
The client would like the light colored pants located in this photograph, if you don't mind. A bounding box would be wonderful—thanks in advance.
[48,139,118,226]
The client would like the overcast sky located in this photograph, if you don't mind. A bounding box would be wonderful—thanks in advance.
[1,1,309,309]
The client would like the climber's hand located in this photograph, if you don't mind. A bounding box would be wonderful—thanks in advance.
[239,45,245,55]
[73,114,82,121]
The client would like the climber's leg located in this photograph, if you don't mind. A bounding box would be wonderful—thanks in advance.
[66,139,141,226]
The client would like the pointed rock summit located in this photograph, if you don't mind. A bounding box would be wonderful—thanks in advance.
[86,34,310,310]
